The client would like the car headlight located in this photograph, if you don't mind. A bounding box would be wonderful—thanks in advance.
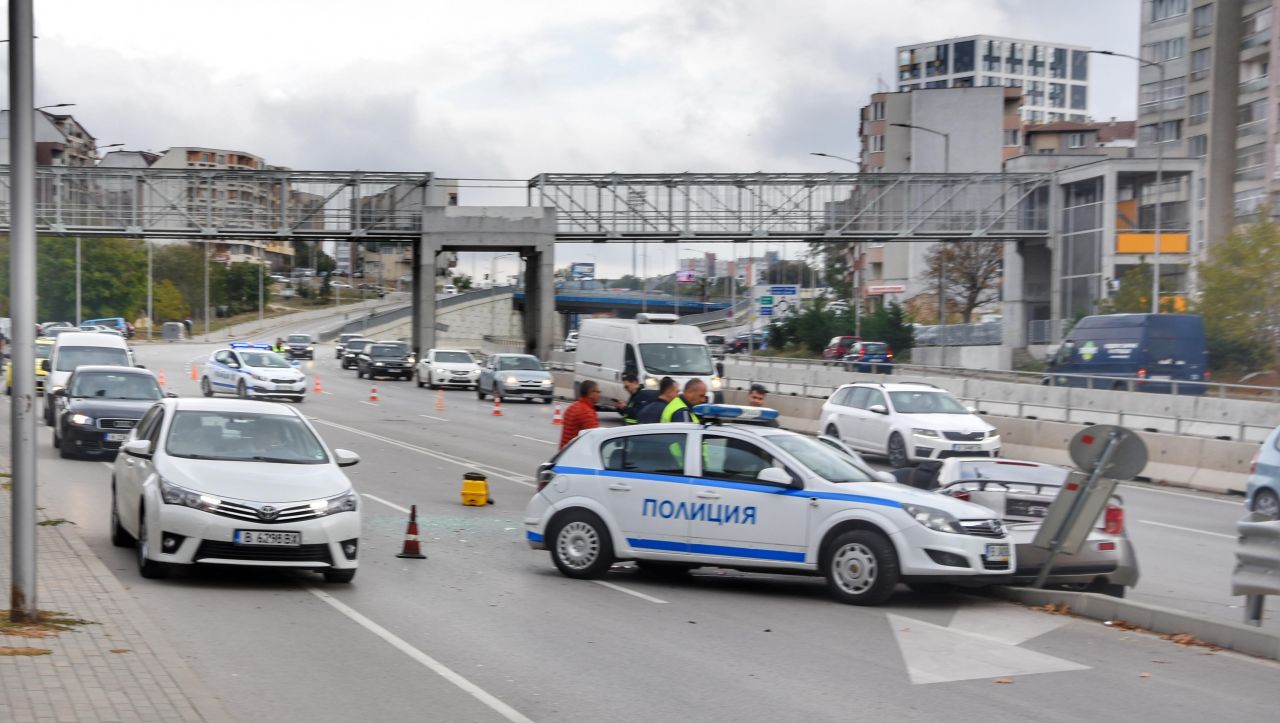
[408,356,416,364]
[901,504,964,534]
[644,377,658,388]
[69,413,95,426]
[711,376,723,390]
[159,478,222,512]
[375,362,385,367]
[912,428,940,438]
[986,430,999,439]
[540,378,552,386]
[308,490,358,516]
[505,375,520,385]
[306,346,314,351]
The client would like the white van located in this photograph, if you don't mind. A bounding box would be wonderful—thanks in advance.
[44,331,134,426]
[574,314,721,405]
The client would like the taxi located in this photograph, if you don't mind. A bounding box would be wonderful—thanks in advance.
[5,337,55,395]
[525,405,1014,605]
[200,343,306,402]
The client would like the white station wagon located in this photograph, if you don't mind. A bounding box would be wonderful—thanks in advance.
[525,405,1014,605]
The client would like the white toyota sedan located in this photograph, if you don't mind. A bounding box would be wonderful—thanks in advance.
[110,398,362,582]
[416,348,481,389]
[201,343,307,402]
[525,405,1013,605]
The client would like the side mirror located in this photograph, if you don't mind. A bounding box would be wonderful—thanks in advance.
[868,404,888,415]
[122,439,153,458]
[227,363,240,369]
[41,359,51,372]
[966,406,977,414]
[165,392,178,398]
[334,448,360,467]
[135,364,147,369]
[756,467,795,487]
[51,387,66,397]
[875,471,898,485]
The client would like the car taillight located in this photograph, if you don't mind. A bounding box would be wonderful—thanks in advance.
[536,465,555,492]
[950,489,971,501]
[858,349,866,358]
[1250,447,1260,474]
[1137,368,1147,380]
[886,346,894,359]
[1103,504,1124,535]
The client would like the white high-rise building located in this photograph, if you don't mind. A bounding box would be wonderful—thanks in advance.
[896,35,1092,123]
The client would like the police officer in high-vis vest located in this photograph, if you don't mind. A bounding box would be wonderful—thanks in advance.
[661,379,708,424]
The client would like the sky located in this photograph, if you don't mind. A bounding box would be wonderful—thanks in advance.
[5,0,1141,280]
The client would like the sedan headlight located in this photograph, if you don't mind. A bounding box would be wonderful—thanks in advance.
[68,413,95,426]
[504,375,520,385]
[986,429,999,439]
[374,362,385,367]
[901,504,964,534]
[306,346,315,351]
[912,428,940,438]
[540,378,552,386]
[308,490,358,517]
[159,478,222,512]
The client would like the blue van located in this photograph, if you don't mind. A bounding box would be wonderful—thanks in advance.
[1044,313,1209,394]
[83,317,132,338]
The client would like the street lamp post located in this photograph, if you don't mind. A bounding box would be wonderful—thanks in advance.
[891,123,952,363]
[1092,49,1164,314]
[810,152,864,337]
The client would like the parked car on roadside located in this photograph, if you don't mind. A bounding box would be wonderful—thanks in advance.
[823,335,860,363]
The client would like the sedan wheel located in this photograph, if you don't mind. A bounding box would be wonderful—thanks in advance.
[887,432,909,469]
[110,484,135,548]
[200,377,214,397]
[236,379,249,399]
[1254,489,1280,521]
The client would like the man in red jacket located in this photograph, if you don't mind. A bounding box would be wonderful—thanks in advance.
[560,380,601,448]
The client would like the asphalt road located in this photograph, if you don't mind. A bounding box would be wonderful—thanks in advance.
[2,333,1276,722]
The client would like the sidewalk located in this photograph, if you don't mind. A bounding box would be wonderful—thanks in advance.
[0,461,231,722]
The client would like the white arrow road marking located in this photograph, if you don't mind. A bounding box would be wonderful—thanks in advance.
[888,612,1089,685]
[947,601,1075,645]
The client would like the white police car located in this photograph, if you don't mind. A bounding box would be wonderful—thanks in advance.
[525,405,1014,605]
[200,343,307,402]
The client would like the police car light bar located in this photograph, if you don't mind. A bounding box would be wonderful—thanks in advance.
[692,404,779,421]
[229,342,275,350]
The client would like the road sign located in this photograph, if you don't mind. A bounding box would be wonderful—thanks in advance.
[759,306,774,316]
[1068,424,1147,480]
[867,284,906,295]
[769,285,798,296]
[757,295,774,305]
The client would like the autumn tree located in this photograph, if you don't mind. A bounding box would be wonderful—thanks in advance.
[1195,215,1280,370]
[152,280,190,322]
[1100,257,1178,314]
[919,240,1003,323]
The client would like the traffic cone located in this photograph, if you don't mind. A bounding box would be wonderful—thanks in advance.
[491,395,503,416]
[435,389,446,411]
[369,385,379,403]
[395,504,427,559]
[189,365,198,381]
[158,369,167,386]
[551,402,563,426]
[313,375,323,393]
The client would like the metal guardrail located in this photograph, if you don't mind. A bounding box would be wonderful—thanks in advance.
[913,322,1003,346]
[1233,514,1280,627]
[680,298,753,328]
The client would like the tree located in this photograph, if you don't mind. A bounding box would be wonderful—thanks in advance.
[1195,215,1280,370]
[920,241,1003,323]
[454,274,474,291]
[807,241,853,297]
[860,302,915,357]
[154,244,225,321]
[1101,257,1178,314]
[152,279,190,322]
[33,237,147,322]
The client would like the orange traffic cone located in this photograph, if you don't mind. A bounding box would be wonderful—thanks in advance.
[369,385,379,403]
[395,504,427,559]
[551,402,563,426]
[189,364,198,381]
[435,389,446,411]
[313,375,323,393]
[158,369,167,386]
[491,395,503,417]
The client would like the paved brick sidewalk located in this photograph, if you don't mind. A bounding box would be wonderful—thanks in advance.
[0,463,231,722]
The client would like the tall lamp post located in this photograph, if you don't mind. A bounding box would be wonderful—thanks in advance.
[809,152,864,337]
[891,122,952,363]
[1092,49,1165,314]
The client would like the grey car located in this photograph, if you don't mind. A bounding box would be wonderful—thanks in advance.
[477,353,553,402]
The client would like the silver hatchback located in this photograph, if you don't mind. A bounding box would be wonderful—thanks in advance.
[478,353,553,402]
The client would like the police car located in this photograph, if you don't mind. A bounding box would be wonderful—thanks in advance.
[525,405,1014,605]
[200,343,307,402]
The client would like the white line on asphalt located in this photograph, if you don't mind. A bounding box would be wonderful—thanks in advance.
[592,580,669,604]
[304,585,535,723]
[1119,482,1241,505]
[362,493,410,515]
[419,414,448,422]
[513,434,554,446]
[1137,519,1236,539]
[311,418,535,487]
[359,401,379,407]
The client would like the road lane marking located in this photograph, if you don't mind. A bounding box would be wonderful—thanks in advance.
[362,493,410,515]
[1119,483,1241,505]
[592,580,669,604]
[1136,519,1235,539]
[304,585,535,723]
[888,612,1088,684]
[419,414,448,421]
[514,434,554,446]
[311,418,535,487]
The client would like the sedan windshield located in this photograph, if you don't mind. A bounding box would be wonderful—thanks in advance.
[238,351,292,368]
[771,435,874,484]
[434,351,474,364]
[369,345,404,358]
[286,335,311,343]
[639,343,713,375]
[345,340,372,353]
[69,372,162,400]
[496,356,542,371]
[888,391,970,414]
[166,411,328,464]
[55,346,130,371]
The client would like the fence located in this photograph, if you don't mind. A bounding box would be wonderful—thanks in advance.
[1232,514,1280,627]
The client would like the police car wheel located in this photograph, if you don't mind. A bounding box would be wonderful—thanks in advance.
[550,510,614,579]
[824,530,898,605]
[887,433,909,469]
[200,377,214,397]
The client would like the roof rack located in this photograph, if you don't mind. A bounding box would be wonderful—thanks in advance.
[895,381,939,389]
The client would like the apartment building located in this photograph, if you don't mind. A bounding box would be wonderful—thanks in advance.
[896,35,1091,122]
[0,109,102,166]
[1023,120,1137,156]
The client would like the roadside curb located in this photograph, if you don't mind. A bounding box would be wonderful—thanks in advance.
[988,586,1280,661]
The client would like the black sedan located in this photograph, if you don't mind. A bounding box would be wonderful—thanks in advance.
[283,333,316,360]
[51,366,171,459]
[356,343,414,380]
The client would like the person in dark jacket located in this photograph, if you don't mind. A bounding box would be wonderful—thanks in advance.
[740,383,780,427]
[617,373,658,424]
[635,377,678,424]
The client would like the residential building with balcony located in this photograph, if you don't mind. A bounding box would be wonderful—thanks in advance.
[1023,120,1137,156]
[0,109,102,167]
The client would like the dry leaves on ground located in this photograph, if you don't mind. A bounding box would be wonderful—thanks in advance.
[993,678,1015,684]
[1036,603,1073,616]
[1160,632,1222,651]
[0,646,52,656]
[0,610,95,638]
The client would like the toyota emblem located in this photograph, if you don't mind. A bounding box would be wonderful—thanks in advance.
[258,505,279,521]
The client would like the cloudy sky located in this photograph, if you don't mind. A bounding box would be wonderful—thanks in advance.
[8,0,1141,278]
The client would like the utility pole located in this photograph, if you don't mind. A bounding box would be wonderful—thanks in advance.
[9,0,39,623]
[146,239,153,341]
[203,241,210,342]
[75,236,82,325]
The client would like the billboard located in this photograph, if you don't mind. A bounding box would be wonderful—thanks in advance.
[570,262,596,280]
[676,270,698,283]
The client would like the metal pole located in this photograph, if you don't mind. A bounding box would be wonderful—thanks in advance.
[854,241,862,337]
[203,241,210,342]
[1153,61,1165,314]
[146,239,153,341]
[939,252,946,366]
[9,0,39,623]
[75,236,82,325]
[1244,594,1265,627]
[258,245,264,326]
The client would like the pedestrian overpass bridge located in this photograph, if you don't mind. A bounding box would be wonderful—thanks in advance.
[0,166,1052,357]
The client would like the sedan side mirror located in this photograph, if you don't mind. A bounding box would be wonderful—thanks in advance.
[966,406,977,414]
[334,448,360,467]
[122,439,153,458]
[868,404,888,415]
[875,471,898,485]
[756,467,796,487]
[40,359,50,372]
[165,392,178,398]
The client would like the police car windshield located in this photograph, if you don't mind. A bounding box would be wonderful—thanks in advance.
[639,344,713,375]
[496,356,542,371]
[55,346,129,372]
[165,411,328,464]
[957,461,1068,485]
[238,351,292,368]
[434,351,474,364]
[888,391,969,414]
[770,435,874,483]
[69,372,162,400]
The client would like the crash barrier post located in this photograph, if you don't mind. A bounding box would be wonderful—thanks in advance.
[1232,513,1280,627]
